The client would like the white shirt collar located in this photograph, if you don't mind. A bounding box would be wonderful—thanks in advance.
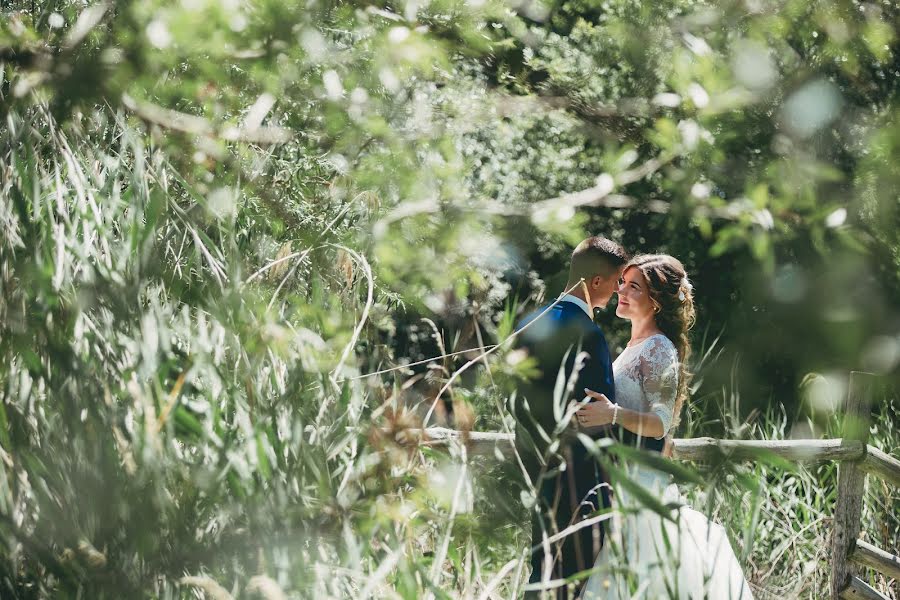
[561,294,592,318]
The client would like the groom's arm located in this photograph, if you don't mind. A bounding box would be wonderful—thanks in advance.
[575,329,616,437]
[580,329,615,400]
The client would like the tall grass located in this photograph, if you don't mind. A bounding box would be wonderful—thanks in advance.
[0,102,441,598]
[674,370,900,599]
[1,99,897,599]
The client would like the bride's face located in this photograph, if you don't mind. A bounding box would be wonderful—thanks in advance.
[615,267,654,320]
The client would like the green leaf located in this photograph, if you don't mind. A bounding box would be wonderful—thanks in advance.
[173,406,203,438]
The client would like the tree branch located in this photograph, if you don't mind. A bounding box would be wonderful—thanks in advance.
[121,94,292,146]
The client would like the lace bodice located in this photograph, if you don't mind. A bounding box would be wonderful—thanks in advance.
[613,334,679,439]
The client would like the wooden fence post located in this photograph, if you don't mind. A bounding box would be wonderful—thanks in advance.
[830,371,877,600]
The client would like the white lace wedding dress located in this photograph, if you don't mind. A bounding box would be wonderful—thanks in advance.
[582,334,753,600]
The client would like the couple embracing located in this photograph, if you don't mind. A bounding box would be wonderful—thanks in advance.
[513,237,752,600]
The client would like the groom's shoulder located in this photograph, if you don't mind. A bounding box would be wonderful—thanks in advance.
[516,302,567,329]
[515,302,599,340]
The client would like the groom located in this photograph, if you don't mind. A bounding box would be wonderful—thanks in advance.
[513,236,627,599]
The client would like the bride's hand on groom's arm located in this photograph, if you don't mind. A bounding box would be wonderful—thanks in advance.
[575,389,616,427]
[577,388,666,438]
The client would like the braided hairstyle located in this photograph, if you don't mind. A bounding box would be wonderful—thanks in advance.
[626,254,696,428]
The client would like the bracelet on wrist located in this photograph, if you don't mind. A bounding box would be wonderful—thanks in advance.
[611,403,619,425]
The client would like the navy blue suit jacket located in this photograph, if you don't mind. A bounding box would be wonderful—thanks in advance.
[514,299,615,460]
[513,299,615,587]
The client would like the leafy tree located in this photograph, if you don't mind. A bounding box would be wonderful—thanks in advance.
[0,0,897,597]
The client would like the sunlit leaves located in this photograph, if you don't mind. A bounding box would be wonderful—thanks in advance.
[0,0,898,597]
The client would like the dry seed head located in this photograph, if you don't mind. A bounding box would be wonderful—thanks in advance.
[267,241,293,282]
[77,540,107,569]
[179,575,235,600]
[336,249,354,287]
[246,575,287,600]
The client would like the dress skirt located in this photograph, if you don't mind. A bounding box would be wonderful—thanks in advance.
[581,467,754,600]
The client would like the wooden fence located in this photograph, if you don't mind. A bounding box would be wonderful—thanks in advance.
[417,372,900,600]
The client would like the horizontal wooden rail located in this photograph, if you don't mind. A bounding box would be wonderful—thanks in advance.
[672,437,866,463]
[839,575,889,600]
[850,539,900,581]
[422,428,873,460]
[420,429,900,485]
[861,446,900,488]
[422,428,514,449]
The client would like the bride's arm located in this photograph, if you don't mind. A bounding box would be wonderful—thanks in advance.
[576,337,679,439]
[611,404,665,439]
[576,389,665,438]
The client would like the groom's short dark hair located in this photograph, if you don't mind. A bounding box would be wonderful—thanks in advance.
[568,236,629,283]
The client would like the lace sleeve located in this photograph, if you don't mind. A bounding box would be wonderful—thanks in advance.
[638,336,680,439]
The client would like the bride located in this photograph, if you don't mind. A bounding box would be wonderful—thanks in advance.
[575,254,753,600]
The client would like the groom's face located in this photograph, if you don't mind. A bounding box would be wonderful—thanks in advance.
[589,267,624,309]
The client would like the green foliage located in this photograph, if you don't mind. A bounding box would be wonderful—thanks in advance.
[681,379,900,598]
[0,0,898,598]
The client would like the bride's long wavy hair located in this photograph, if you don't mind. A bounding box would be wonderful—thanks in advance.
[626,254,696,428]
